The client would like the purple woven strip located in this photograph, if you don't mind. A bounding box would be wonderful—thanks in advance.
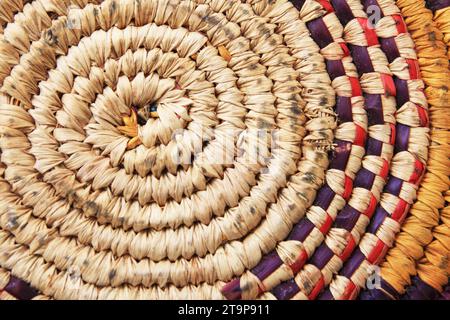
[290,0,307,10]
[402,276,441,300]
[384,176,404,197]
[380,38,401,63]
[394,78,410,107]
[272,278,299,300]
[306,18,335,49]
[331,0,356,26]
[288,218,316,242]
[327,60,347,80]
[341,249,366,278]
[426,0,450,11]
[310,243,335,269]
[331,140,352,171]
[313,184,336,210]
[336,96,353,123]
[251,251,284,281]
[354,168,376,189]
[4,276,38,300]
[395,124,411,152]
[221,279,242,300]
[366,207,389,234]
[366,137,384,156]
[365,94,385,125]
[349,45,375,74]
[334,205,361,231]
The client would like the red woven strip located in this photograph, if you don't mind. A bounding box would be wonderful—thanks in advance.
[342,281,358,300]
[406,59,421,80]
[380,159,390,180]
[343,176,353,200]
[354,124,367,147]
[391,199,408,221]
[357,18,379,46]
[392,14,407,34]
[339,235,356,261]
[417,105,429,127]
[409,159,425,184]
[308,276,325,300]
[381,74,396,97]
[363,194,378,218]
[389,124,396,145]
[317,0,334,13]
[340,42,350,57]
[320,213,334,234]
[289,250,308,273]
[367,240,388,264]
[349,77,362,96]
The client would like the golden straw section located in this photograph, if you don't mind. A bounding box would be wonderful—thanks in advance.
[432,5,450,61]
[379,0,450,295]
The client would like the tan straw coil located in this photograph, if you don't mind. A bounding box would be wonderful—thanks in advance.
[0,0,336,299]
[0,0,447,301]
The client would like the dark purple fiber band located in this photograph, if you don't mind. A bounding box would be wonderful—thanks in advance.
[310,243,335,269]
[426,0,450,12]
[251,251,283,281]
[331,0,355,26]
[334,205,361,231]
[327,60,347,81]
[306,18,335,49]
[331,140,352,171]
[366,207,389,234]
[314,184,336,210]
[341,249,366,278]
[288,218,316,242]
[395,124,411,153]
[272,278,299,300]
[366,137,384,156]
[335,96,353,123]
[380,37,401,63]
[402,277,441,300]
[4,276,38,300]
[385,176,404,197]
[354,168,376,189]
[394,78,410,106]
[365,94,385,125]
[349,45,375,74]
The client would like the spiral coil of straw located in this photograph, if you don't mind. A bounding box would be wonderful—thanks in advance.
[0,0,447,300]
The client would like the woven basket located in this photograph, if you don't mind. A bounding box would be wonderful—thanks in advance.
[0,0,448,300]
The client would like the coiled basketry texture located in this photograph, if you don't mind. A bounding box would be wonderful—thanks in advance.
[0,0,448,300]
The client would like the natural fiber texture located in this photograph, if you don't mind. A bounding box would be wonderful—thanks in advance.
[317,0,432,300]
[359,0,450,300]
[223,0,374,300]
[0,0,338,300]
[0,0,447,301]
[235,0,430,300]
[427,0,450,61]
